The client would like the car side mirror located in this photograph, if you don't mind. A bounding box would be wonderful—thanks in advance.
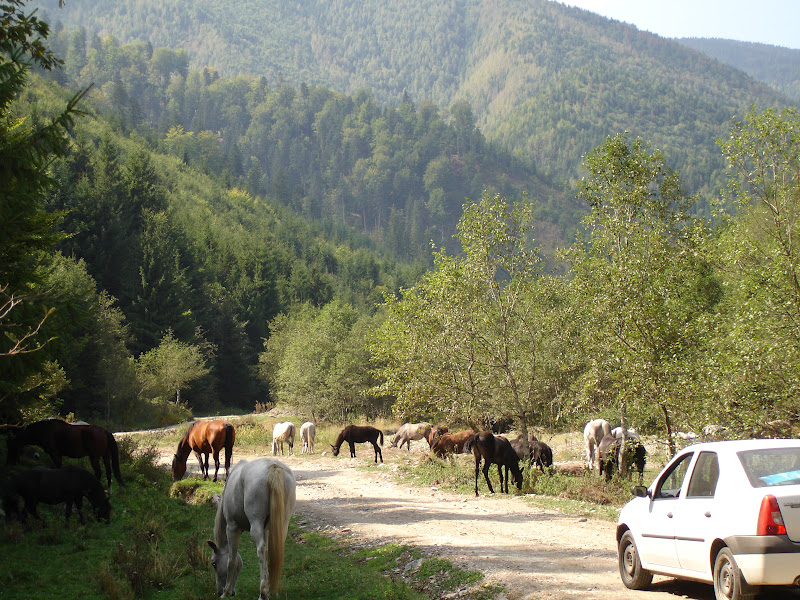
[631,485,650,498]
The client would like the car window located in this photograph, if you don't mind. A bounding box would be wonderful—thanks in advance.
[686,451,719,498]
[655,453,693,499]
[738,447,800,488]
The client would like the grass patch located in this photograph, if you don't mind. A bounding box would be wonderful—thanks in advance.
[393,440,647,520]
[0,433,493,600]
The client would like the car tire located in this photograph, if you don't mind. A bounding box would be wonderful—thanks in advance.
[618,530,653,590]
[713,547,755,600]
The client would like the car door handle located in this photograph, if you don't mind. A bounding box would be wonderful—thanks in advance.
[704,511,712,518]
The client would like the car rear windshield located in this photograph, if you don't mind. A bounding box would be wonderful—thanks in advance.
[738,448,800,488]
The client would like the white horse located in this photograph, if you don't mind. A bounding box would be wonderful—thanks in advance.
[583,418,611,471]
[271,422,295,455]
[390,422,432,450]
[300,421,316,454]
[611,426,640,441]
[208,458,296,600]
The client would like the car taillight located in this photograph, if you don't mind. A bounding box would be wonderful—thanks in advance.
[757,495,787,536]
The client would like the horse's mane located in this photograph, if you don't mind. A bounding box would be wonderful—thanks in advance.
[177,422,197,454]
[332,428,346,448]
[213,489,228,547]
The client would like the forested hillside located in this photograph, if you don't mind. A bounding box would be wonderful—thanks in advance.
[5,29,565,426]
[678,38,800,103]
[4,69,435,424]
[34,0,791,199]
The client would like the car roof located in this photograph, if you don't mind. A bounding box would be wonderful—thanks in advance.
[679,438,800,454]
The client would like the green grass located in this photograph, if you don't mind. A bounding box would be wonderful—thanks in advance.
[0,435,495,600]
[393,447,648,521]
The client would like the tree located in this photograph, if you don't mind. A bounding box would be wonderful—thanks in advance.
[0,0,88,418]
[564,133,717,454]
[260,301,380,421]
[372,192,544,438]
[136,330,211,405]
[709,107,800,425]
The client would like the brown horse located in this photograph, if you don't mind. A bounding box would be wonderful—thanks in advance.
[465,431,523,496]
[330,425,384,463]
[431,430,476,458]
[172,420,235,482]
[428,424,448,448]
[6,419,124,494]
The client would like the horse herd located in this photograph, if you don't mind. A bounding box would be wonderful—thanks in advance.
[1,415,647,599]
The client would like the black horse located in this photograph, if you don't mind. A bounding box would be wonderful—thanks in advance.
[466,431,523,496]
[510,435,553,472]
[598,434,646,482]
[3,465,111,525]
[330,425,384,463]
[6,419,124,493]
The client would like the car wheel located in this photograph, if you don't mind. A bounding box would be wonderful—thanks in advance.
[713,547,755,600]
[618,530,653,590]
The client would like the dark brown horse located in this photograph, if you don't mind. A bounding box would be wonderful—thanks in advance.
[431,430,476,458]
[330,425,384,463]
[510,435,553,472]
[598,434,646,482]
[6,419,124,493]
[172,420,235,482]
[465,431,523,496]
[2,465,111,525]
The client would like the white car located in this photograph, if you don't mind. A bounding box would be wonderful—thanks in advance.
[616,438,800,600]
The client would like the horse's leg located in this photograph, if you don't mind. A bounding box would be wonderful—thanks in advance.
[223,527,244,597]
[474,455,481,496]
[250,522,270,600]
[372,441,383,463]
[195,451,205,478]
[482,461,495,494]
[102,453,113,494]
[586,439,594,470]
[212,450,221,482]
[74,496,86,525]
[348,441,356,458]
[497,464,506,494]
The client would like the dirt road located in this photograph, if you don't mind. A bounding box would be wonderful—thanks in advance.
[158,437,724,600]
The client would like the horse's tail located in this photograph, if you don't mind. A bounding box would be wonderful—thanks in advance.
[107,431,125,487]
[266,463,288,596]
[378,429,384,446]
[223,423,235,469]
[463,434,476,454]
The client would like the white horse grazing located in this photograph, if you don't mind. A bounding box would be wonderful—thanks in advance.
[584,418,611,471]
[390,422,432,450]
[208,458,296,600]
[300,421,316,454]
[271,422,295,455]
[611,426,641,441]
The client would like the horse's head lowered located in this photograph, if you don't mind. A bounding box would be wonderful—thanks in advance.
[330,443,340,457]
[171,453,187,480]
[207,540,243,597]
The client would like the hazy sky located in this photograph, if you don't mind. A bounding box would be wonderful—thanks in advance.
[552,0,800,49]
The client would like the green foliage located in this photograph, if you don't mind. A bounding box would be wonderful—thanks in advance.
[373,193,545,433]
[260,301,386,421]
[35,0,788,207]
[0,0,90,420]
[679,38,800,103]
[565,133,718,451]
[705,107,800,427]
[135,329,211,404]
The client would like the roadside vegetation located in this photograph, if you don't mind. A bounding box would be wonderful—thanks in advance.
[0,432,497,600]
